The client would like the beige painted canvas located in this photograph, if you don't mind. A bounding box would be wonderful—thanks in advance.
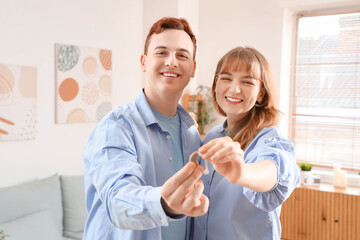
[55,43,112,124]
[0,64,37,141]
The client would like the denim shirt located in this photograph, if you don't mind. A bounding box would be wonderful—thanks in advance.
[191,124,300,240]
[83,90,201,240]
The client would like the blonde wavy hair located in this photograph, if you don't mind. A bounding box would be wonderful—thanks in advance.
[211,46,280,149]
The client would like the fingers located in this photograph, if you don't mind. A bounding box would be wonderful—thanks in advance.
[182,180,209,217]
[162,164,204,206]
[162,162,197,197]
[199,137,241,162]
[189,194,209,217]
[161,162,209,217]
[183,180,204,208]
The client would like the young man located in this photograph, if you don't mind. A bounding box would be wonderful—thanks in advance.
[83,17,209,240]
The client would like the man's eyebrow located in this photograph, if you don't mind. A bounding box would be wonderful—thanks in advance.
[154,46,191,55]
[178,48,191,55]
[154,46,167,50]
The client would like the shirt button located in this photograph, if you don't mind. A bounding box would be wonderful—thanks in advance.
[161,219,166,224]
[167,135,171,140]
[169,156,173,161]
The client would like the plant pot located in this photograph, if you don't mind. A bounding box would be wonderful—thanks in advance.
[300,171,312,185]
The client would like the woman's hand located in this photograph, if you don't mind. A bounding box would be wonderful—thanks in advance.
[199,136,278,192]
[199,136,245,184]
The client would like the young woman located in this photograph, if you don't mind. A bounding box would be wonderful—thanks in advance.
[192,46,300,240]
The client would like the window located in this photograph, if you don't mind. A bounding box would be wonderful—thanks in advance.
[291,9,360,171]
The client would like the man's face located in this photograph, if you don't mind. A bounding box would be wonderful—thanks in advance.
[141,29,196,98]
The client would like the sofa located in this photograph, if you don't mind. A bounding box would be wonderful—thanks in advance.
[0,174,87,240]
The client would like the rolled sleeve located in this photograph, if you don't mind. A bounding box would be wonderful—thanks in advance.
[243,134,300,212]
[109,186,170,229]
[86,117,170,230]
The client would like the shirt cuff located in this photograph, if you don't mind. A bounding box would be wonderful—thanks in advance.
[146,186,170,226]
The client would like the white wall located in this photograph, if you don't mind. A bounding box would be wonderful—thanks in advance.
[0,0,143,187]
[1,0,359,188]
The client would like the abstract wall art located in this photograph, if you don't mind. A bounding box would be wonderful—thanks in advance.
[0,64,37,141]
[55,43,112,124]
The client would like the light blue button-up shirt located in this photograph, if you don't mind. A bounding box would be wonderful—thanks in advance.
[191,124,300,240]
[83,90,202,240]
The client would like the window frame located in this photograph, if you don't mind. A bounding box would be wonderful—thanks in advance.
[290,8,360,172]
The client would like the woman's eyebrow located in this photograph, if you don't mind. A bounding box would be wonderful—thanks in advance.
[219,72,232,76]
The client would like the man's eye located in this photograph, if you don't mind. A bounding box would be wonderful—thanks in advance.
[156,51,165,55]
[178,54,189,59]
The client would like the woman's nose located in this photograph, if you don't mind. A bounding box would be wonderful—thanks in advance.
[231,84,241,93]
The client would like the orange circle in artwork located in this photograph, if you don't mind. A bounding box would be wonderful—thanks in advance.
[67,108,87,123]
[0,64,15,94]
[83,56,97,76]
[59,78,79,102]
[99,75,112,95]
[99,49,112,70]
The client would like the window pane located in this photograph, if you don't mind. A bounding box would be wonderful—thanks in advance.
[292,11,360,171]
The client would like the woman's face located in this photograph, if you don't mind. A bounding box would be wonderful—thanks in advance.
[215,70,263,125]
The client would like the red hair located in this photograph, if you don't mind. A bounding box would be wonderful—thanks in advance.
[211,46,280,149]
[144,17,197,60]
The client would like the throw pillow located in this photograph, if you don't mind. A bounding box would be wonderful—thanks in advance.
[0,210,63,240]
[0,174,63,234]
[60,175,87,239]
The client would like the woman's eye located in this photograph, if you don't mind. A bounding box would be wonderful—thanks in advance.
[220,77,231,81]
[243,79,256,85]
[156,51,165,55]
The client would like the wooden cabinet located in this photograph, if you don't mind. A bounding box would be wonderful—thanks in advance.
[280,185,360,240]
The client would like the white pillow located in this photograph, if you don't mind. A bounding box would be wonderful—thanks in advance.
[60,175,87,239]
[0,210,63,240]
[0,174,63,234]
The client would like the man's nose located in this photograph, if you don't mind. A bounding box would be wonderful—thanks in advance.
[165,54,178,68]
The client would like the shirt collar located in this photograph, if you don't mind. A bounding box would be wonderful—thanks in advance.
[217,119,228,136]
[134,89,195,129]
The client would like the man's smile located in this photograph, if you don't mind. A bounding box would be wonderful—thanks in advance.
[161,71,180,77]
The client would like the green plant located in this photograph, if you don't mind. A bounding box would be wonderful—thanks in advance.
[183,85,214,134]
[299,162,313,171]
[0,229,9,240]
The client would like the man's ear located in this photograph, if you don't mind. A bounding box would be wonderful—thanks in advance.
[140,55,146,72]
[191,61,197,78]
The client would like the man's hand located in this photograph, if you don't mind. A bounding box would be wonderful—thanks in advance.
[161,162,209,217]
